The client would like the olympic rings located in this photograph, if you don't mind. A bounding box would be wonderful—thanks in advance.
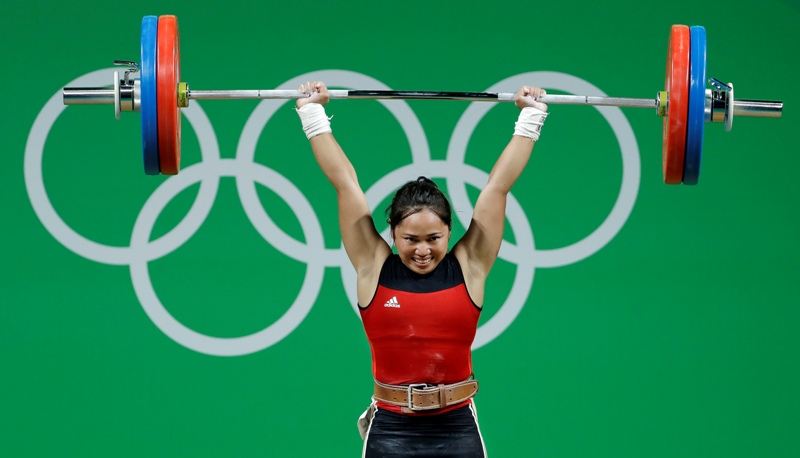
[25,68,641,356]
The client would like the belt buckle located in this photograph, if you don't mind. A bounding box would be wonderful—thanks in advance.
[406,383,427,411]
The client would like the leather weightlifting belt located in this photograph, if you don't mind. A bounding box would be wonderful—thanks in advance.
[373,378,479,413]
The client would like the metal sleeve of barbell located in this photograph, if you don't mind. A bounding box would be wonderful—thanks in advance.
[62,88,116,104]
[733,100,783,118]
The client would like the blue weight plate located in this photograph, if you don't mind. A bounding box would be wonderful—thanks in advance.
[683,25,706,185]
[141,15,160,175]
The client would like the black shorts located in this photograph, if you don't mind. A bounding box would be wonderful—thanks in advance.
[363,403,487,458]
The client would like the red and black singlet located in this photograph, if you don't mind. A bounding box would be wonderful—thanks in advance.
[360,252,481,414]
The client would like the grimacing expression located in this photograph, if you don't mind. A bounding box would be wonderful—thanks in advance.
[392,209,451,274]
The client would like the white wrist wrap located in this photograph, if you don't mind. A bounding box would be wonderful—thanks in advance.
[513,106,548,141]
[296,103,332,139]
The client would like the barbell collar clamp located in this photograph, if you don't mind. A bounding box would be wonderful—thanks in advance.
[113,60,140,86]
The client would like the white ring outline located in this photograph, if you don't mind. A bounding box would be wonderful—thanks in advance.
[129,159,326,356]
[25,69,328,356]
[24,68,222,265]
[447,72,640,269]
[235,70,431,270]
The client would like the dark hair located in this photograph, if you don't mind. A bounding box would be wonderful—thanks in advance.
[386,177,452,230]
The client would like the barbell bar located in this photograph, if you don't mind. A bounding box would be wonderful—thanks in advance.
[62,15,783,184]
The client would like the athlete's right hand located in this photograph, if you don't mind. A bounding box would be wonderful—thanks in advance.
[296,81,330,108]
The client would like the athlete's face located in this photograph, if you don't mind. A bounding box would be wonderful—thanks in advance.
[392,209,451,274]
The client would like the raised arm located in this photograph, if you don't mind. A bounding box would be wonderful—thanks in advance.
[296,82,390,299]
[454,86,548,304]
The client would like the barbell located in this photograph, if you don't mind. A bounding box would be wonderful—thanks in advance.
[62,15,783,184]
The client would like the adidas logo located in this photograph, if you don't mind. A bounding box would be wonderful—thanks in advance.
[383,296,401,308]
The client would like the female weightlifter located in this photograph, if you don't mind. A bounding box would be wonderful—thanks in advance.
[296,81,548,458]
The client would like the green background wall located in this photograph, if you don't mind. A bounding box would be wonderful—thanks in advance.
[2,1,798,456]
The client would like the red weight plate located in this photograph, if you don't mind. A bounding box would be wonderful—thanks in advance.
[157,15,181,175]
[661,25,690,184]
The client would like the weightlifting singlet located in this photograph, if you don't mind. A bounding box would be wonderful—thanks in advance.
[359,252,481,415]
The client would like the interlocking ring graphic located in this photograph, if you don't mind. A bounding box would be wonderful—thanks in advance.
[25,69,640,356]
